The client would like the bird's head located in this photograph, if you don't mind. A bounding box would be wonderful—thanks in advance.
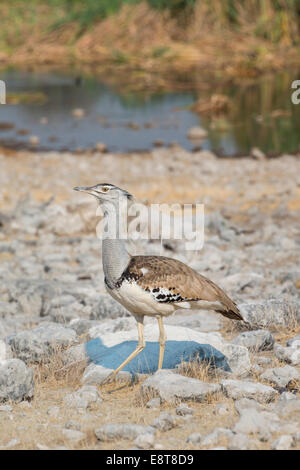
[73,183,133,207]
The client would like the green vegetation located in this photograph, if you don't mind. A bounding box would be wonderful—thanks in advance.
[1,0,299,44]
[0,1,299,86]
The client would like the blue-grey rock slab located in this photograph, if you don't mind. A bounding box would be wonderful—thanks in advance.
[82,324,251,381]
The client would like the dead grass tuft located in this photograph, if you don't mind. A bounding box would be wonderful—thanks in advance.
[33,347,86,391]
[177,359,214,382]
[133,384,157,408]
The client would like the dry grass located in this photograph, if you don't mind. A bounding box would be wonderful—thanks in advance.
[33,348,87,392]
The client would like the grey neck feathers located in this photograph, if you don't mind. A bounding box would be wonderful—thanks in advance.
[101,200,130,288]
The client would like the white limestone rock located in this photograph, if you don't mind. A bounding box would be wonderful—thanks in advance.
[140,369,220,404]
[260,365,300,388]
[0,358,34,402]
[220,379,278,403]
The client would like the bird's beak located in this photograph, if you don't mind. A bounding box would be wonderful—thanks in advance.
[73,185,105,202]
[73,186,93,193]
[73,185,101,199]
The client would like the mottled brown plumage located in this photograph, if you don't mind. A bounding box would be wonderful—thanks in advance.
[121,255,243,321]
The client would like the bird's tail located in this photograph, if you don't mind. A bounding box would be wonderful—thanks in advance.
[216,300,244,321]
[217,300,255,329]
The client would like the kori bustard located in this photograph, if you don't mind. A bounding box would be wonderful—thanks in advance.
[74,183,243,384]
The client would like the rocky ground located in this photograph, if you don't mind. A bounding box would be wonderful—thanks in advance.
[0,146,300,450]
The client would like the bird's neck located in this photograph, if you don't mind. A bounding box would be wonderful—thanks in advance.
[101,201,130,288]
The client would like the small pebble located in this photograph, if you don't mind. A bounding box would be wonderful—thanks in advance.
[72,108,85,118]
[146,397,161,409]
[134,433,155,450]
[186,433,202,444]
[214,403,230,416]
[176,403,194,416]
[271,435,293,450]
[0,405,13,412]
[29,136,40,145]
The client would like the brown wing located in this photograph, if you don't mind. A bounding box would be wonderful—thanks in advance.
[124,255,243,321]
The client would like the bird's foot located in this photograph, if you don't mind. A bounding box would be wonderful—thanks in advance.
[100,371,116,386]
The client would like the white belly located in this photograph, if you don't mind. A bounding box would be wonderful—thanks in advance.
[106,281,175,317]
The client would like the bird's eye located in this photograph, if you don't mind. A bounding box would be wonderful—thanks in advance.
[101,186,110,193]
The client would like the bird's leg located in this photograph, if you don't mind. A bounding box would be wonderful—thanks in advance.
[101,316,145,386]
[157,316,166,369]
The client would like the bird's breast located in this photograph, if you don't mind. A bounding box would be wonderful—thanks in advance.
[105,280,175,316]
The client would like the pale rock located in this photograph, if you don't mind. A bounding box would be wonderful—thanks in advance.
[0,358,34,402]
[146,397,161,409]
[271,435,293,450]
[95,423,155,441]
[232,330,274,352]
[234,408,281,440]
[274,344,300,366]
[187,126,208,141]
[152,412,177,431]
[287,334,300,348]
[64,385,102,411]
[214,403,230,416]
[134,433,154,449]
[176,403,194,416]
[239,300,300,328]
[229,433,248,450]
[141,369,220,404]
[260,365,300,388]
[221,379,278,403]
[9,323,77,363]
[201,428,233,447]
[47,406,60,417]
[62,429,86,443]
[186,433,202,444]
